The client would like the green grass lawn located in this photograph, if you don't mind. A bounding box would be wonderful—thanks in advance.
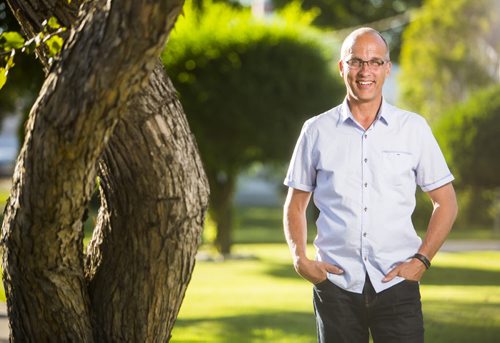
[172,245,500,343]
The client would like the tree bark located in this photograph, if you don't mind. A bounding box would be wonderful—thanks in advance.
[85,63,208,341]
[1,0,208,341]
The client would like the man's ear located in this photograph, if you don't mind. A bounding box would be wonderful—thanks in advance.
[385,61,392,77]
[338,59,344,77]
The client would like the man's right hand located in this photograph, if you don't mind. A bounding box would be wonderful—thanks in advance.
[294,257,344,284]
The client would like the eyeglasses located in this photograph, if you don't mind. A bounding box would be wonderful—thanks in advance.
[344,58,388,70]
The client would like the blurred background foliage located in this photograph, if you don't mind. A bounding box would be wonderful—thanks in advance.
[399,0,500,237]
[272,0,423,60]
[437,84,500,190]
[273,0,422,28]
[399,0,500,121]
[435,84,500,234]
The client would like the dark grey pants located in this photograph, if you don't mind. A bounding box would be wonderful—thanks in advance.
[313,275,424,343]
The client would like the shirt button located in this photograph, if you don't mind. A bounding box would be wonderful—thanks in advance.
[364,134,368,139]
[364,207,368,212]
[364,182,368,188]
[364,256,368,261]
[364,158,368,163]
[363,232,367,237]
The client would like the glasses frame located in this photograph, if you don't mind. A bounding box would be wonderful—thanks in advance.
[344,58,389,70]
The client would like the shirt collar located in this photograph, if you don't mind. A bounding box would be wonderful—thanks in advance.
[338,97,392,127]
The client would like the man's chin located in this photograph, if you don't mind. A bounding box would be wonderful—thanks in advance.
[350,93,381,104]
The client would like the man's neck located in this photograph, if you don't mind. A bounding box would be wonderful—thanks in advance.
[347,97,383,130]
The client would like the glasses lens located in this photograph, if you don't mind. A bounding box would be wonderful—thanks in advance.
[346,59,385,69]
[347,59,362,68]
[369,60,384,67]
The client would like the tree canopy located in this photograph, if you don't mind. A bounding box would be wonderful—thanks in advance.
[164,1,342,172]
[271,0,423,60]
[399,0,500,120]
[272,0,422,28]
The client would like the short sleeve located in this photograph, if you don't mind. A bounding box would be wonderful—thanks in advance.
[283,122,317,192]
[416,120,454,192]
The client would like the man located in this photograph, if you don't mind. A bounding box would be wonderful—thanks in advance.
[283,27,458,343]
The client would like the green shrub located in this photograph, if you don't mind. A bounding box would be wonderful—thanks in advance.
[163,1,343,171]
[436,84,500,189]
[435,85,500,230]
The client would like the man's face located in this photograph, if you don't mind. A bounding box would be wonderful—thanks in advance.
[338,33,391,105]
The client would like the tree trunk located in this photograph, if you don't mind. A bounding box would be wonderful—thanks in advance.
[494,187,500,237]
[209,171,236,256]
[85,63,209,341]
[1,0,208,341]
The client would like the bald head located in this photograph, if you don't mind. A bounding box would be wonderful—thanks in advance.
[340,28,390,60]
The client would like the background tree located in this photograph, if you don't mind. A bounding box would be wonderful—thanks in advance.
[436,84,500,234]
[271,0,423,60]
[273,0,421,28]
[163,0,344,255]
[1,0,209,341]
[399,0,500,121]
[399,0,500,234]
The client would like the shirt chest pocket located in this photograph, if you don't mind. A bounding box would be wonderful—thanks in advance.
[382,151,414,186]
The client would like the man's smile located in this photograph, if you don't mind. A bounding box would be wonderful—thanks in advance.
[357,80,375,88]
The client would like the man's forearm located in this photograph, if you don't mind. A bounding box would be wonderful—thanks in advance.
[284,207,308,263]
[283,189,311,263]
[418,183,458,261]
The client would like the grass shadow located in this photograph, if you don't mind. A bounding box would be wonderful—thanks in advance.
[424,301,500,343]
[423,266,500,286]
[172,311,316,343]
[265,262,301,280]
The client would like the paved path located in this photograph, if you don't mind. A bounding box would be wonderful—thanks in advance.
[440,239,500,252]
[0,302,7,343]
[0,240,498,340]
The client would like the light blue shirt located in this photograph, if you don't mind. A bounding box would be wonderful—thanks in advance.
[284,99,454,293]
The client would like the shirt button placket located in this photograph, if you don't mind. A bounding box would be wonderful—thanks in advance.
[361,131,370,265]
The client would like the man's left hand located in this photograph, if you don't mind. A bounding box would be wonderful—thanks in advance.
[382,258,427,282]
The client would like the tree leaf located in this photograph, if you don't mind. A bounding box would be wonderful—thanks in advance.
[44,35,64,57]
[0,67,7,90]
[47,17,61,30]
[0,31,25,51]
